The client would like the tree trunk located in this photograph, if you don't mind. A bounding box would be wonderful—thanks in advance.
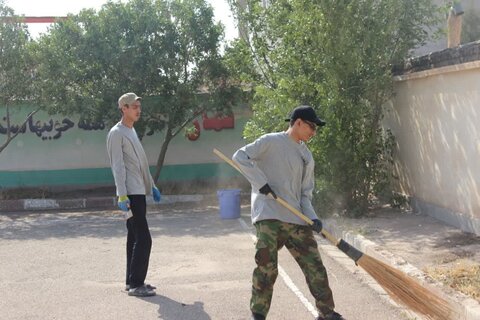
[152,110,205,183]
[153,124,174,183]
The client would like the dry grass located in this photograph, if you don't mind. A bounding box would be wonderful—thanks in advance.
[0,187,53,200]
[425,259,480,301]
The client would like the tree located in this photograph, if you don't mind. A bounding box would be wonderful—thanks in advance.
[229,0,441,216]
[0,1,37,153]
[461,6,480,43]
[35,0,237,182]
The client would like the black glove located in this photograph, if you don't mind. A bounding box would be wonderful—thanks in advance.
[311,219,322,233]
[259,183,277,199]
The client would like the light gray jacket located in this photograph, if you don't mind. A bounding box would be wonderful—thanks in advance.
[232,132,318,225]
[106,122,154,197]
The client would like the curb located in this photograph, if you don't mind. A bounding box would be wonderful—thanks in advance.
[323,219,480,320]
[0,193,251,213]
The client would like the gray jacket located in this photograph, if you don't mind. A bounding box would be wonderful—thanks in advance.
[106,122,154,196]
[232,132,318,225]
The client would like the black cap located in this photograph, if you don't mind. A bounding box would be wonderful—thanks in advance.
[285,105,326,127]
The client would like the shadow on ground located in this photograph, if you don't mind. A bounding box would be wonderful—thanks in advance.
[141,295,211,320]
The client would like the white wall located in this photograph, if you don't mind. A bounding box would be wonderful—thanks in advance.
[384,61,480,234]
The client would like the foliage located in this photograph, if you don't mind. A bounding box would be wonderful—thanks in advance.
[34,0,237,182]
[0,1,38,153]
[228,0,441,216]
[222,39,259,87]
[461,6,480,43]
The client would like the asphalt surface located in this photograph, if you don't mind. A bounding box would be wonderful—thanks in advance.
[0,205,412,320]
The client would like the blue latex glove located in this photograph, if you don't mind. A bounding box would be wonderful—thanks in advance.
[118,195,130,212]
[152,187,161,203]
[311,219,323,233]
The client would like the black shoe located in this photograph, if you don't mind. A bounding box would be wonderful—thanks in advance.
[125,283,156,291]
[128,284,156,297]
[316,311,345,320]
[251,313,266,320]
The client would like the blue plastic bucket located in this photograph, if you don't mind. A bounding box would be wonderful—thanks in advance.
[217,189,241,219]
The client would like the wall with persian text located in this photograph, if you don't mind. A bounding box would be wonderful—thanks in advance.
[0,104,251,189]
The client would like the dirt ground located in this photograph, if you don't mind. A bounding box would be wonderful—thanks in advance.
[330,207,480,302]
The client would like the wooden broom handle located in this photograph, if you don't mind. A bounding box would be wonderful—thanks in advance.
[213,148,339,245]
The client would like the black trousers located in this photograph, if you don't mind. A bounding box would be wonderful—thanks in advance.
[126,195,152,288]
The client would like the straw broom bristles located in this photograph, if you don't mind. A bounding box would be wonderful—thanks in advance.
[213,148,456,320]
[358,254,453,320]
[278,194,455,320]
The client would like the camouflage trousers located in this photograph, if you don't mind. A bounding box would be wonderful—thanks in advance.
[251,219,335,317]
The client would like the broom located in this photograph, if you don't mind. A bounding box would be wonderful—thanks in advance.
[213,148,454,320]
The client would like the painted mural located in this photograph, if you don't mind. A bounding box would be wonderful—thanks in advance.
[0,104,251,188]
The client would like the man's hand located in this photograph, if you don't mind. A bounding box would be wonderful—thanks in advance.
[259,183,277,199]
[152,187,161,203]
[118,195,130,212]
[311,219,322,233]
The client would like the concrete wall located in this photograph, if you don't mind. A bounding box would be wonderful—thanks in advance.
[0,105,251,189]
[383,60,480,235]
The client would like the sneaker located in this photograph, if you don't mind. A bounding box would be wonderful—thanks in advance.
[251,313,266,320]
[128,284,156,297]
[316,311,345,320]
[125,284,156,291]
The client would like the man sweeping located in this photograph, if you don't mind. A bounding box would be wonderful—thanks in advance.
[107,92,161,297]
[232,105,344,320]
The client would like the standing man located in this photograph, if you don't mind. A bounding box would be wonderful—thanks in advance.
[107,92,162,297]
[233,105,344,320]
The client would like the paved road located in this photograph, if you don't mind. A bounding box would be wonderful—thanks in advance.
[0,206,413,319]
